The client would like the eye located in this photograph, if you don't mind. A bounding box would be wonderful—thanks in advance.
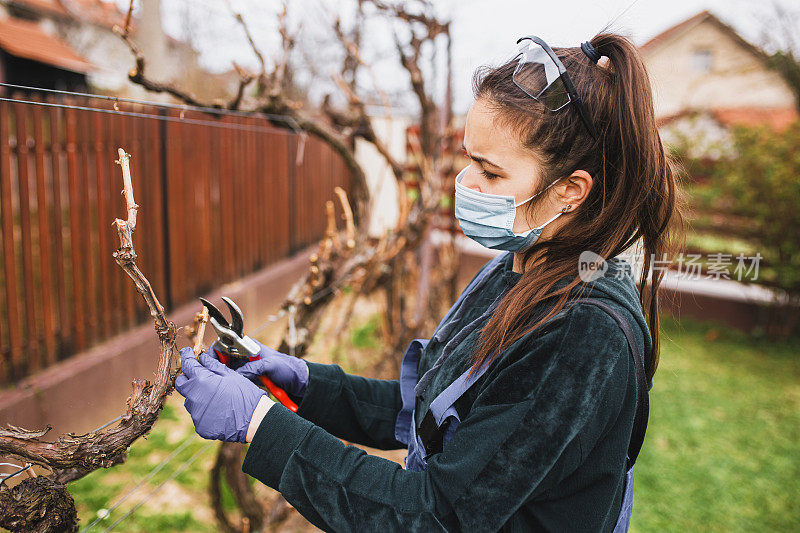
[479,168,500,180]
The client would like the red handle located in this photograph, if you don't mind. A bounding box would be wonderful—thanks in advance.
[215,350,231,366]
[258,375,298,412]
[248,353,298,412]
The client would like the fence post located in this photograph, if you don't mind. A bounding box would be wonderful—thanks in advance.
[47,100,70,358]
[14,101,40,372]
[0,101,23,381]
[156,108,171,309]
[65,102,86,351]
[31,97,57,365]
[288,135,298,254]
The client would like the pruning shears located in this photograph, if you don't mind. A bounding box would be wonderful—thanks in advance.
[199,296,298,412]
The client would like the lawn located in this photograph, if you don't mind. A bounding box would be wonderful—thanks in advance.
[633,315,800,531]
[67,312,800,531]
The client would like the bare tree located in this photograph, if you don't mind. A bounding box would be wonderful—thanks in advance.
[131,0,459,528]
[1,0,461,530]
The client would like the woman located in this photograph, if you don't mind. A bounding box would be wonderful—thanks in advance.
[176,30,682,532]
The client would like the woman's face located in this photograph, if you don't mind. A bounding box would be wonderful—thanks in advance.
[461,97,571,234]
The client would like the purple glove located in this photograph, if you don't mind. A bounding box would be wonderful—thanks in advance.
[207,339,250,371]
[235,340,309,397]
[175,347,266,443]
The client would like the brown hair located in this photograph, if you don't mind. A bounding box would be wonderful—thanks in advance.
[468,27,686,382]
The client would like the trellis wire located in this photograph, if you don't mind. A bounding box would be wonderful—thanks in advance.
[0,82,303,128]
[0,463,33,488]
[0,97,291,136]
[88,416,123,434]
[81,435,197,532]
[102,441,214,532]
[248,282,343,340]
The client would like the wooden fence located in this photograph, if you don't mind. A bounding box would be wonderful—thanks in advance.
[0,94,352,384]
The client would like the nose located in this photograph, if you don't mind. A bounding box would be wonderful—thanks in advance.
[459,165,482,192]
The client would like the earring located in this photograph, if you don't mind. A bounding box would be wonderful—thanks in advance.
[562,204,572,213]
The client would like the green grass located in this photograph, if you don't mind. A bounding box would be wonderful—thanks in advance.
[350,314,381,350]
[632,315,800,531]
[68,402,220,532]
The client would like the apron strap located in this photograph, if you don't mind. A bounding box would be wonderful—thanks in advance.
[418,357,492,455]
[394,253,509,446]
[395,338,429,445]
[575,299,650,467]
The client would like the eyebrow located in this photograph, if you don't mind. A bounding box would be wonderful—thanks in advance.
[461,141,505,171]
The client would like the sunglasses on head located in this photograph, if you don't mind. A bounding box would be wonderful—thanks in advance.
[513,35,599,141]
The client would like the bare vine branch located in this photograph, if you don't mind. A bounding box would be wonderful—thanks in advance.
[187,307,210,357]
[0,148,179,532]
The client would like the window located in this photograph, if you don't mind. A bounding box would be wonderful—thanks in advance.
[691,49,713,73]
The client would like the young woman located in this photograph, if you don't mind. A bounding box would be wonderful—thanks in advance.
[176,30,682,532]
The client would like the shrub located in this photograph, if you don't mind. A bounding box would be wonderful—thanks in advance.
[716,121,800,298]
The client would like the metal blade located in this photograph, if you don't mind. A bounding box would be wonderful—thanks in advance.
[221,296,245,336]
[199,298,230,329]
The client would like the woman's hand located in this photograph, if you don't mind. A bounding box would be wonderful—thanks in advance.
[175,347,275,443]
[235,341,310,397]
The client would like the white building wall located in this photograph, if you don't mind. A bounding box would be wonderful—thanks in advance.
[354,114,411,238]
[643,20,795,118]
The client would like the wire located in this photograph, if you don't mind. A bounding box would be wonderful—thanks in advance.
[0,82,310,162]
[0,82,295,123]
[87,416,123,434]
[0,82,308,138]
[0,97,293,136]
[101,441,214,532]
[0,463,33,488]
[81,435,197,532]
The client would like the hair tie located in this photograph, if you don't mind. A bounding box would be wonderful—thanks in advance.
[580,41,601,64]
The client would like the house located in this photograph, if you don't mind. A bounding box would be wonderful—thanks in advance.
[0,0,241,101]
[0,3,93,91]
[639,10,798,158]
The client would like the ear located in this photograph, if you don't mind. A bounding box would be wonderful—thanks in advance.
[557,170,593,209]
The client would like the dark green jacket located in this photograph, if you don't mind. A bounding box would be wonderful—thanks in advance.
[243,252,652,532]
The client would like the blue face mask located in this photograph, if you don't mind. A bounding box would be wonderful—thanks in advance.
[454,165,564,252]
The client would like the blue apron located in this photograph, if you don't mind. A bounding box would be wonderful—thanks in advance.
[394,253,650,532]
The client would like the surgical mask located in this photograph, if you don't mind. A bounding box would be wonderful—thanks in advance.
[454,165,564,252]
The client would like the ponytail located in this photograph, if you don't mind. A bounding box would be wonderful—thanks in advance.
[590,31,686,379]
[469,27,686,381]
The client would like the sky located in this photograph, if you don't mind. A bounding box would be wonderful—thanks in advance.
[117,0,799,114]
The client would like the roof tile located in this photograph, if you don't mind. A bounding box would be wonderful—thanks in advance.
[0,17,94,73]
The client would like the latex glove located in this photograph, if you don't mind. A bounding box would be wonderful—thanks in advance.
[206,340,249,371]
[175,347,272,443]
[235,340,309,397]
